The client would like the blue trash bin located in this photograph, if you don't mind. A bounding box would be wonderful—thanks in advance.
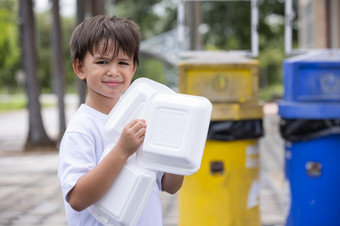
[284,134,340,225]
[278,50,340,226]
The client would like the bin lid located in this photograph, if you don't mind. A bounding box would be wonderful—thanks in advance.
[278,101,340,119]
[282,50,340,103]
[178,51,258,65]
[284,50,340,63]
[211,102,263,121]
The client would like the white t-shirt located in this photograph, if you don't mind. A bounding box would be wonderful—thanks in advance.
[58,104,163,226]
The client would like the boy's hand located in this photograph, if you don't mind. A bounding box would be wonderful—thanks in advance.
[116,119,147,157]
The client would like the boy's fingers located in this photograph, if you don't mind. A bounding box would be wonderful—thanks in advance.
[126,119,146,131]
[125,119,136,128]
[135,127,146,139]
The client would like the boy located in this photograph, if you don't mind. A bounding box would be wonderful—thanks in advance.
[58,15,184,226]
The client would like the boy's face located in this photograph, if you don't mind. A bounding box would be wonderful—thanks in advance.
[73,44,137,103]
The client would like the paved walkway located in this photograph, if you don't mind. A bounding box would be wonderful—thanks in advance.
[0,97,287,226]
[0,152,66,225]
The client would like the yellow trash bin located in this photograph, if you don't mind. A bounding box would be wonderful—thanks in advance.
[178,55,263,226]
[178,138,261,226]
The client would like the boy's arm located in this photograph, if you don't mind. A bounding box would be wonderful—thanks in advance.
[161,173,184,194]
[67,146,128,211]
[67,119,146,212]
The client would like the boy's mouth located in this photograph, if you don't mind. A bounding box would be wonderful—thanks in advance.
[103,80,123,87]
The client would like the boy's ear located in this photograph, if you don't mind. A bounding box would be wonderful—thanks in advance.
[72,59,86,80]
[133,63,138,74]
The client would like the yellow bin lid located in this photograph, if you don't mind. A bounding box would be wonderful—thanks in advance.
[211,102,263,121]
[178,55,259,104]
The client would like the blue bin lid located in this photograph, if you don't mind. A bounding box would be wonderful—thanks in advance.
[282,50,340,103]
[278,101,340,119]
[284,50,340,63]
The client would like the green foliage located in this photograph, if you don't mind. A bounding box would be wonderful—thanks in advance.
[258,37,285,86]
[134,58,166,84]
[201,1,251,51]
[257,0,286,99]
[0,0,21,92]
[259,83,283,102]
[35,12,52,90]
[108,0,177,40]
[62,17,76,90]
[0,0,294,98]
[35,11,76,93]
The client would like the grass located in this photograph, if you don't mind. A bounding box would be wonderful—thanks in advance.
[0,94,27,112]
[0,94,56,112]
[259,84,283,102]
[0,83,283,112]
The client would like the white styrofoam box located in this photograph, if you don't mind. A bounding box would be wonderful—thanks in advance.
[104,78,175,139]
[89,146,157,226]
[137,93,212,175]
[93,78,212,225]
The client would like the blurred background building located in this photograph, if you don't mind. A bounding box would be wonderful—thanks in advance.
[298,0,340,49]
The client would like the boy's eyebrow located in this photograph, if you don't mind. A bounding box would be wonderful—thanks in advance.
[117,57,132,61]
[93,55,111,60]
[93,55,132,61]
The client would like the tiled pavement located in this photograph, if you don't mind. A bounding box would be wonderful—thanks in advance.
[0,153,66,225]
[0,98,287,226]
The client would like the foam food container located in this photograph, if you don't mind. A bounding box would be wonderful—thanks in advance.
[89,145,157,226]
[91,78,212,225]
[137,93,212,175]
[104,78,175,138]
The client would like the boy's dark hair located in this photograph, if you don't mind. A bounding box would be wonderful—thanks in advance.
[70,15,141,66]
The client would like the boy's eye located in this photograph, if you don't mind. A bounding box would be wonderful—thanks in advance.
[119,62,129,65]
[97,61,108,64]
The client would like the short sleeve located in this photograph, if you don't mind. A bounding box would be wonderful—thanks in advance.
[58,131,97,202]
[156,171,164,191]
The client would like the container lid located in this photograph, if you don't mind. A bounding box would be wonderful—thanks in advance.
[137,93,212,175]
[104,78,212,175]
[278,101,340,119]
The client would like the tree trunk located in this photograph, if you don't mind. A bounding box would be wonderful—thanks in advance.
[51,0,66,141]
[91,0,105,15]
[188,2,202,50]
[19,0,55,151]
[75,0,106,106]
[76,0,87,106]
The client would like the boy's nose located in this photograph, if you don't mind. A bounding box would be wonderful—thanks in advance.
[107,65,119,76]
